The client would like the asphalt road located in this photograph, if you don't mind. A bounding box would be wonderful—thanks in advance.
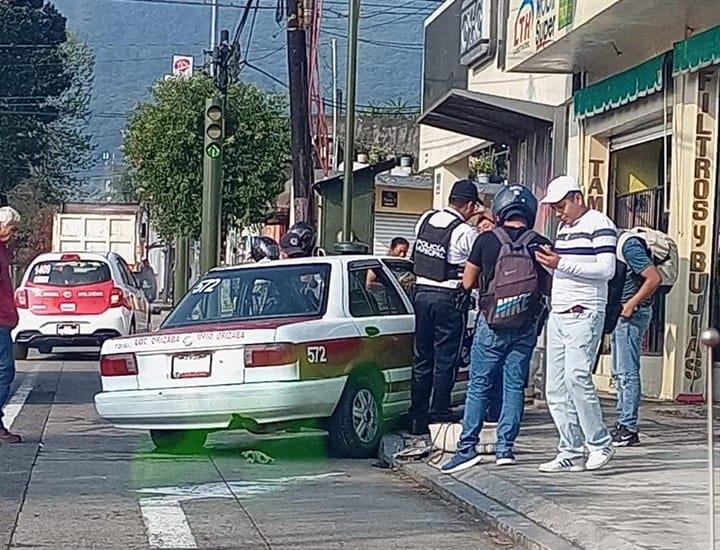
[0,350,512,550]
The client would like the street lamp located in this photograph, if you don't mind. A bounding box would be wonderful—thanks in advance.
[701,327,719,549]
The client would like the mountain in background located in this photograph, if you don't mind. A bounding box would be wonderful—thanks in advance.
[52,0,433,194]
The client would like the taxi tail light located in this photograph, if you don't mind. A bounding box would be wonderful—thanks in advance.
[100,354,138,376]
[109,287,129,309]
[14,289,28,309]
[245,344,298,368]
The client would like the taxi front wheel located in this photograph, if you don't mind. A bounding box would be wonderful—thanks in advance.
[328,376,383,458]
[150,429,208,454]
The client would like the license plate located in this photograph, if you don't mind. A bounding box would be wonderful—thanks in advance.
[57,324,79,336]
[172,353,212,379]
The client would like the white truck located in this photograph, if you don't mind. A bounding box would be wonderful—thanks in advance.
[52,203,148,268]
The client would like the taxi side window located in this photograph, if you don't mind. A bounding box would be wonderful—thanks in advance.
[383,260,416,299]
[348,266,408,317]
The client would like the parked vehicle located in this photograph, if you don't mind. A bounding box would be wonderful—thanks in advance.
[52,202,147,267]
[13,252,151,359]
[94,256,472,456]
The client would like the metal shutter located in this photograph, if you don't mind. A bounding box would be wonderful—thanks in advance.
[373,213,420,255]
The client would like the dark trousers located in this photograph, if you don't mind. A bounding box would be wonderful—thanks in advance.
[409,287,465,429]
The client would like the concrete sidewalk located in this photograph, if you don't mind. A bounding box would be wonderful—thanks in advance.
[389,401,714,549]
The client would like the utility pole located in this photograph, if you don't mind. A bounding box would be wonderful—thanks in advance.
[173,236,189,305]
[335,0,367,253]
[330,38,340,172]
[199,30,230,274]
[286,0,314,224]
[210,0,219,56]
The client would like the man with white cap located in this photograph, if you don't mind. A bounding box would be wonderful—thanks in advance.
[534,176,617,472]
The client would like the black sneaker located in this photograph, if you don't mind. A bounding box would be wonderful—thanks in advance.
[610,422,621,438]
[612,425,640,447]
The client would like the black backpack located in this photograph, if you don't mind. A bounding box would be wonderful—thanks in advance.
[480,227,543,329]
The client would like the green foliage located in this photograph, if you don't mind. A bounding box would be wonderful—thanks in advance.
[123,75,290,240]
[0,0,92,195]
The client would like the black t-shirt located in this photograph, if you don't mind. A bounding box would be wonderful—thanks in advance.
[467,227,552,293]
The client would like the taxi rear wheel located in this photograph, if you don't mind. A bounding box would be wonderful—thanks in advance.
[150,430,208,453]
[14,344,28,361]
[328,376,383,458]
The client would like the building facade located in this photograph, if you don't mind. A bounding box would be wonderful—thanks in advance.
[505,0,720,401]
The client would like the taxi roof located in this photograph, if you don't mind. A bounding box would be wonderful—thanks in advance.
[208,254,410,273]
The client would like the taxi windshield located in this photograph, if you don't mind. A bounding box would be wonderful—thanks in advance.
[163,263,331,328]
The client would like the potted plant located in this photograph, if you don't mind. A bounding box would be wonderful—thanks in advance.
[469,151,495,184]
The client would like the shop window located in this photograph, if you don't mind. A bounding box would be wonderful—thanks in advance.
[610,137,669,355]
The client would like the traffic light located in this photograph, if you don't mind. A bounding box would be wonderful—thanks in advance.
[204,98,223,160]
[200,96,224,274]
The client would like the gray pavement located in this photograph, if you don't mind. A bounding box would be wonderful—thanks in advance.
[394,401,716,550]
[1,353,511,549]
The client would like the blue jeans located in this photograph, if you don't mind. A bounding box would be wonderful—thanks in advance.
[457,316,537,457]
[611,306,652,431]
[546,310,612,459]
[0,328,16,427]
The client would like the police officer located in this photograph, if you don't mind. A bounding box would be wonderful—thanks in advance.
[409,179,481,435]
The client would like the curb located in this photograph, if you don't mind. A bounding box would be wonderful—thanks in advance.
[379,433,577,550]
[397,461,579,550]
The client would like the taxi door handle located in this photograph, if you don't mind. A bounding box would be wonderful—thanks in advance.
[365,326,381,337]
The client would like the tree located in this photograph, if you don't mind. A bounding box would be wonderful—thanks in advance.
[123,75,290,240]
[0,0,80,194]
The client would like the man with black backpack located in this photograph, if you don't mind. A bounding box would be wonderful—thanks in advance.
[441,184,551,474]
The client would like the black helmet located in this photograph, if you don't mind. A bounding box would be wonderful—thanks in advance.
[250,236,280,262]
[281,221,316,257]
[491,184,538,227]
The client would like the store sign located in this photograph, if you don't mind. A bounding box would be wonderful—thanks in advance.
[557,0,574,29]
[586,157,606,212]
[535,0,557,50]
[683,68,718,389]
[512,0,534,54]
[381,190,398,208]
[460,0,493,66]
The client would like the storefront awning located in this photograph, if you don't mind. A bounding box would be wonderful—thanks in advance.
[574,54,666,121]
[673,25,720,76]
[418,89,556,144]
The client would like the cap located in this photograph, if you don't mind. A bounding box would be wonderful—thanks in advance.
[449,179,481,203]
[540,175,583,204]
[280,232,305,257]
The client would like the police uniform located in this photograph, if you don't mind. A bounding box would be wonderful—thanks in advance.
[409,180,480,434]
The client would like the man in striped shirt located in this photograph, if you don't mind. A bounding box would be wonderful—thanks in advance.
[534,176,616,473]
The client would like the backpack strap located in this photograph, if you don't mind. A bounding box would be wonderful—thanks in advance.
[492,226,512,246]
[516,230,538,247]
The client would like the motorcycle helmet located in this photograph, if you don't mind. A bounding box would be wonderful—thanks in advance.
[281,221,316,257]
[250,236,280,262]
[491,184,538,227]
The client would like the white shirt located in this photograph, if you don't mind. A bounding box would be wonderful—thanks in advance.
[413,207,479,289]
[551,209,617,312]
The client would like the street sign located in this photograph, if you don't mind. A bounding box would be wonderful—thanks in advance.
[172,55,194,78]
[206,143,221,158]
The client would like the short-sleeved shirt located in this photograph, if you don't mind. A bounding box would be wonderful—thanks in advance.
[621,237,654,306]
[413,207,479,289]
[467,226,552,294]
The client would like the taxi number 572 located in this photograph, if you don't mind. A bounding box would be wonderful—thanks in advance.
[307,346,327,364]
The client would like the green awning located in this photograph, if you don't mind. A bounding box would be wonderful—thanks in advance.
[574,54,666,121]
[673,25,720,76]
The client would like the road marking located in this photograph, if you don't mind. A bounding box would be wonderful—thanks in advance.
[140,499,197,549]
[137,472,345,548]
[4,369,38,431]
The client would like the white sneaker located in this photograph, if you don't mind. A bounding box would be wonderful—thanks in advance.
[538,456,584,473]
[585,447,614,471]
[496,456,516,467]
